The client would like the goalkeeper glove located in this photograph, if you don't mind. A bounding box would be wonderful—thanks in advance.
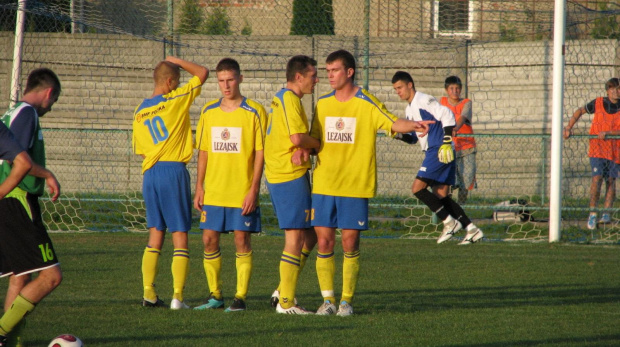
[438,135,454,164]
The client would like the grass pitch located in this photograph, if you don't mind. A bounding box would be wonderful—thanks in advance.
[5,233,620,346]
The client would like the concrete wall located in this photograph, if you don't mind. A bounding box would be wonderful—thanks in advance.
[2,32,616,199]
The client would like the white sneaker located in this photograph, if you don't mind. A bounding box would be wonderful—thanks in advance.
[276,303,314,315]
[336,301,353,316]
[170,298,190,310]
[270,288,297,307]
[437,219,463,244]
[316,300,337,315]
[458,227,484,245]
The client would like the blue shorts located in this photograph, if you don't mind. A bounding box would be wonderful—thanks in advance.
[143,162,192,232]
[266,174,312,229]
[417,147,456,186]
[311,194,369,230]
[199,205,261,233]
[590,157,619,178]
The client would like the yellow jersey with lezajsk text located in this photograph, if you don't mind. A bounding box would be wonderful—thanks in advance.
[132,75,202,173]
[196,97,267,208]
[264,88,311,184]
[310,88,398,198]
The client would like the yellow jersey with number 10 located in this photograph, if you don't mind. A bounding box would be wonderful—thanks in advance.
[195,98,267,208]
[132,76,202,173]
[310,88,397,198]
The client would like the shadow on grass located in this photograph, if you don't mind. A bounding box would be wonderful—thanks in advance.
[30,325,349,346]
[355,283,620,314]
[447,334,620,347]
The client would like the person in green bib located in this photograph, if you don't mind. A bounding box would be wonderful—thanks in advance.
[0,68,62,347]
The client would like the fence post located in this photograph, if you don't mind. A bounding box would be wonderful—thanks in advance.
[10,0,27,107]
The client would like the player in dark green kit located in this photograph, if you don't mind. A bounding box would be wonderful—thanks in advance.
[0,68,63,347]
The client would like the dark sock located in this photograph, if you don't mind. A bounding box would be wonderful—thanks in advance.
[414,189,450,220]
[440,196,471,228]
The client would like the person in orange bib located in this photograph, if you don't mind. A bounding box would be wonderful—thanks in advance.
[440,76,476,204]
[564,77,620,230]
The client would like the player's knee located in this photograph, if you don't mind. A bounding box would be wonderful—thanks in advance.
[317,237,335,253]
[41,266,63,290]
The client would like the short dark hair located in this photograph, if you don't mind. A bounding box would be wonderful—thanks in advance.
[326,49,356,81]
[286,55,317,82]
[154,61,180,85]
[605,77,619,90]
[216,58,241,75]
[391,71,415,89]
[24,68,61,96]
[444,75,462,89]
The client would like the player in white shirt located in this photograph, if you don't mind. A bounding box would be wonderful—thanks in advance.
[392,71,483,245]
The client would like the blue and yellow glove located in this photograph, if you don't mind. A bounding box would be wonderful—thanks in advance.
[438,127,454,164]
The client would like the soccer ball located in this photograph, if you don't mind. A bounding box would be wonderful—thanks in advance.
[48,334,83,347]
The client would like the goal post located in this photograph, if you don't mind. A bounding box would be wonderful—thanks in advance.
[549,0,566,243]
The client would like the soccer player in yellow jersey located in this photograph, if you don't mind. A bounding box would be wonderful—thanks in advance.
[193,58,267,312]
[133,56,208,310]
[264,55,320,314]
[310,50,433,316]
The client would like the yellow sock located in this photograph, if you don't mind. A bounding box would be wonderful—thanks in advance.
[342,250,360,303]
[316,251,336,303]
[235,251,253,301]
[171,248,189,301]
[142,246,161,301]
[0,295,34,336]
[279,251,301,309]
[203,249,222,300]
[299,247,311,273]
[277,248,309,294]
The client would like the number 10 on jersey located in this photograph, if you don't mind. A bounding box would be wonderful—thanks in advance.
[144,116,169,144]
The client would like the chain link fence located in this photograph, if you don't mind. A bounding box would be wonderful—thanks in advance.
[1,0,619,242]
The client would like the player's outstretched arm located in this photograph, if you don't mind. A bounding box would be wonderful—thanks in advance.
[0,151,32,199]
[165,56,209,84]
[391,119,435,138]
[564,107,586,139]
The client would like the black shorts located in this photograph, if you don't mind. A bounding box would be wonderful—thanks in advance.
[0,192,59,277]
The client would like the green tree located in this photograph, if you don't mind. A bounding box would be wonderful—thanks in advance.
[591,3,620,39]
[290,0,334,36]
[204,7,232,35]
[178,0,204,34]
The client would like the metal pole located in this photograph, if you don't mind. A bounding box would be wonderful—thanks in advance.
[549,0,566,242]
[10,0,27,107]
[363,0,370,90]
[70,0,84,34]
[167,0,173,57]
